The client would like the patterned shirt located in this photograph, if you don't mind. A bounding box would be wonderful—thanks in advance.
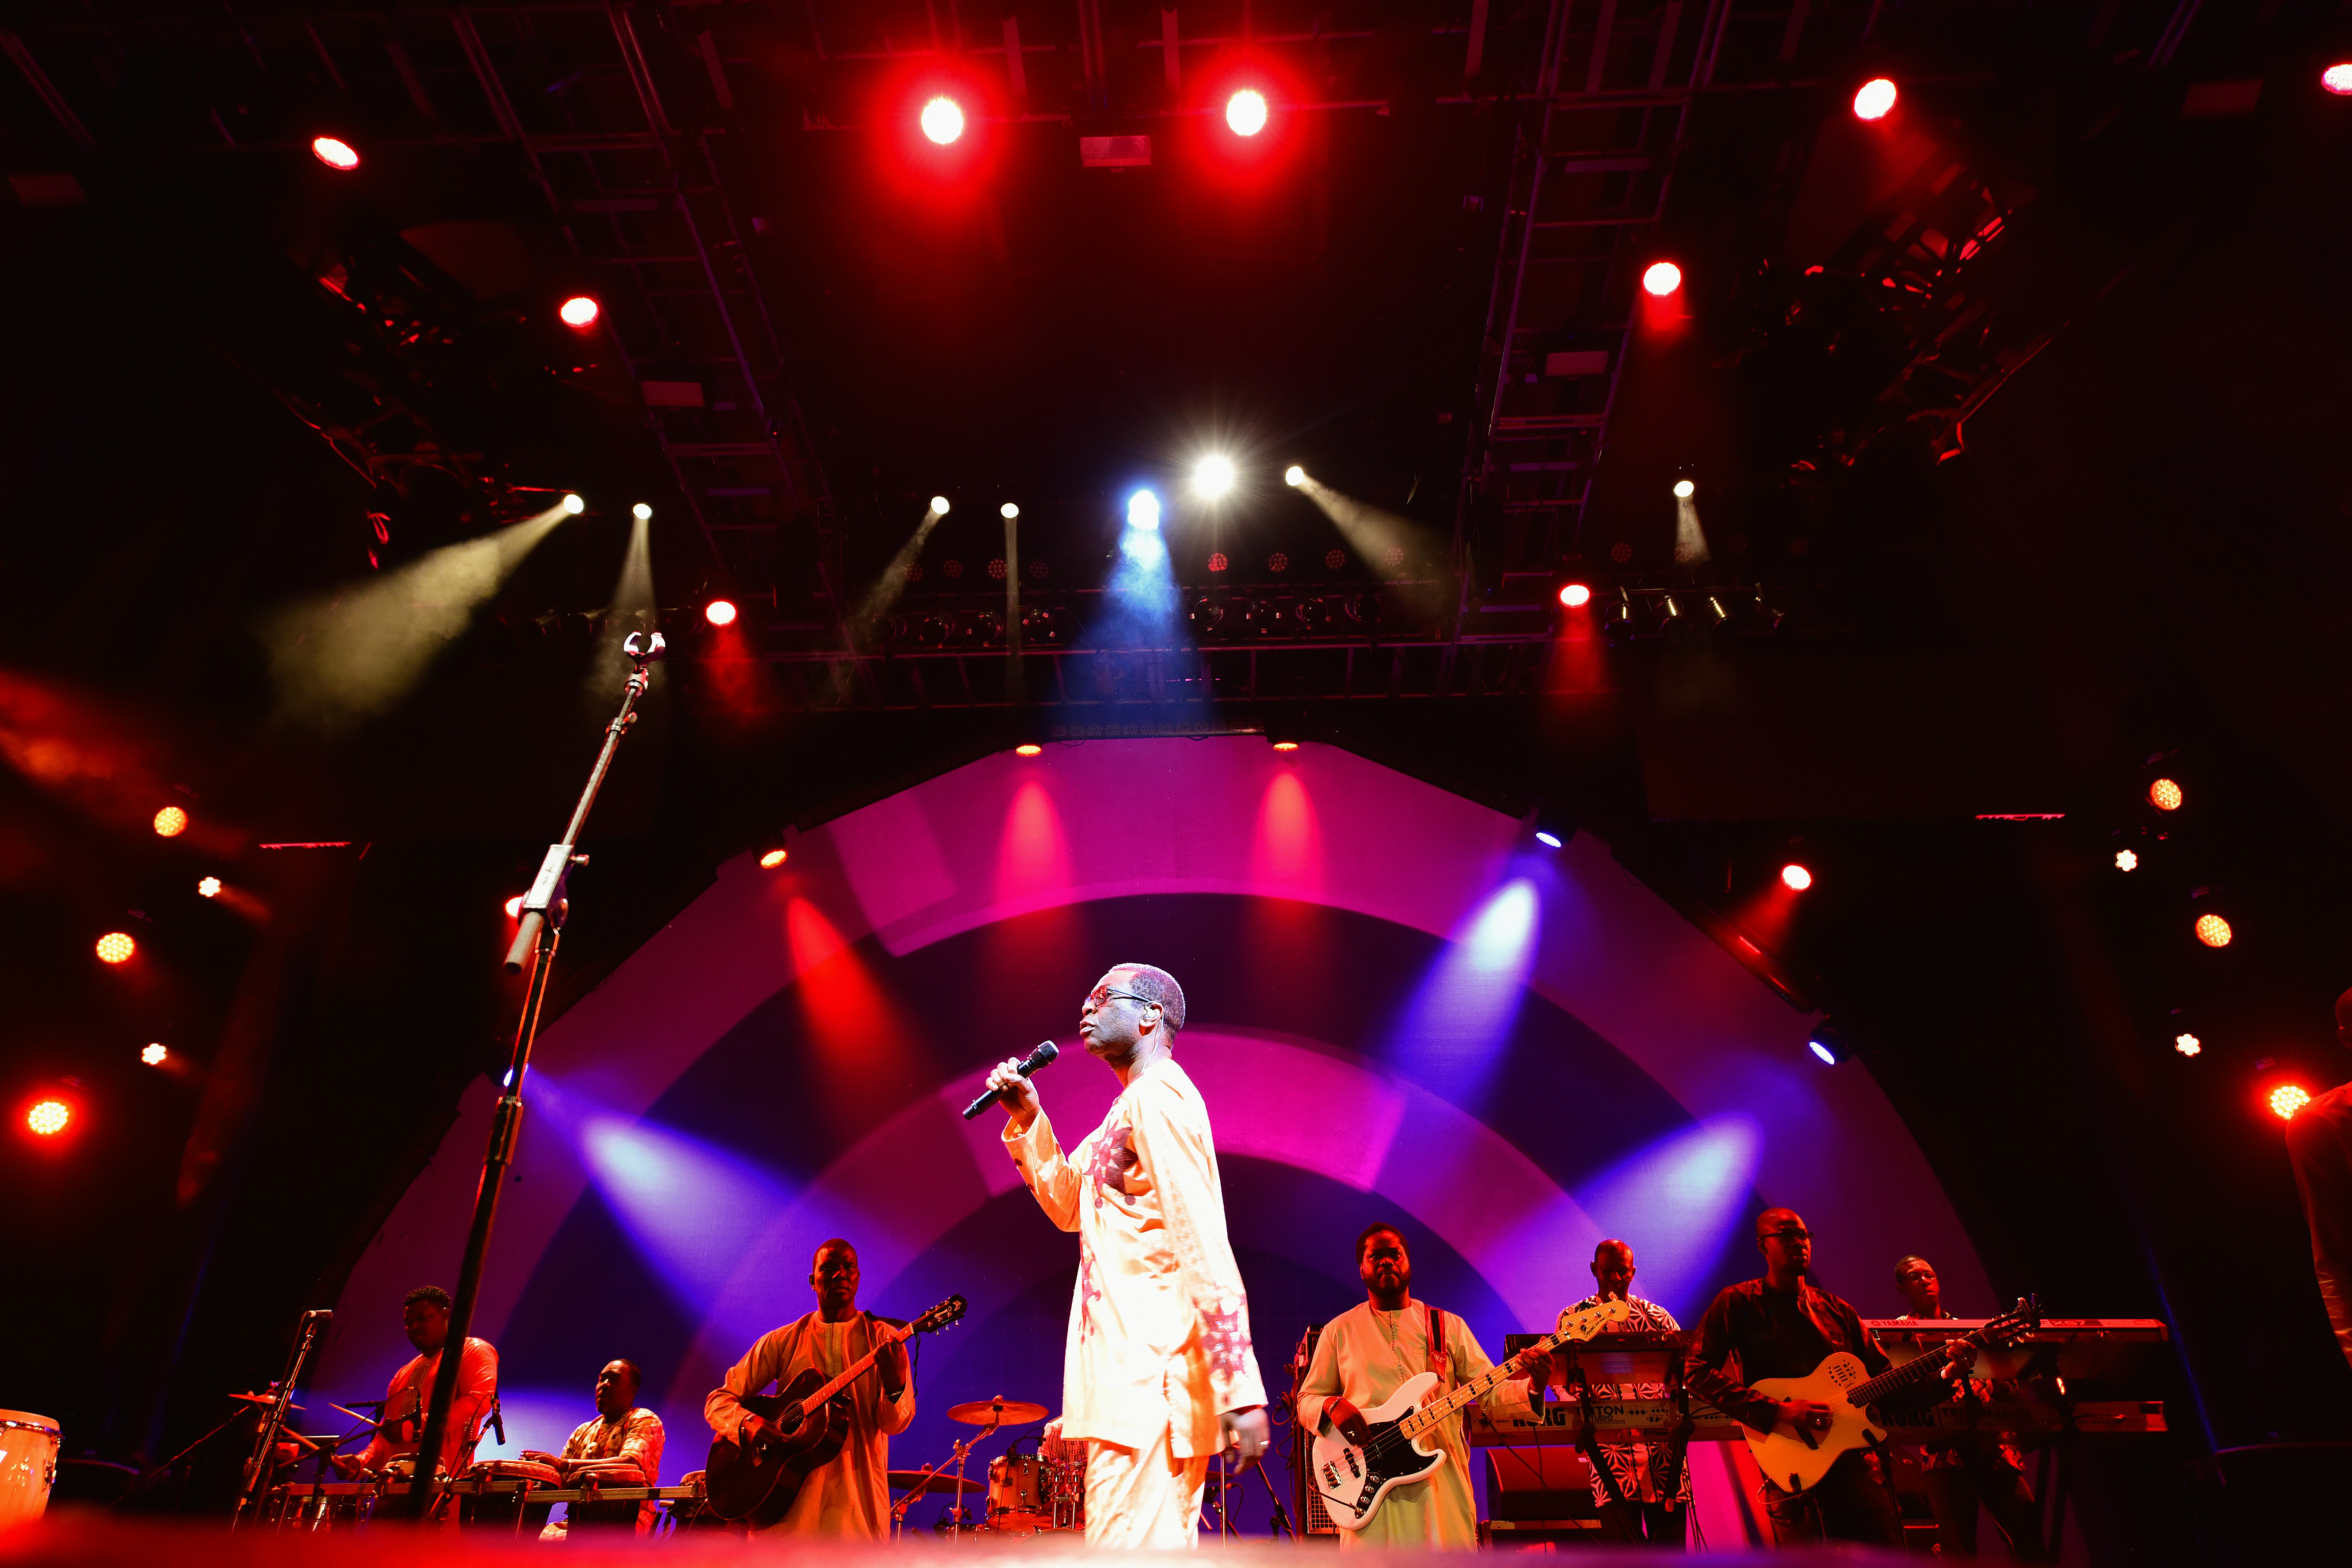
[1557,1296,1692,1507]
[1005,1055,1267,1456]
[559,1407,664,1532]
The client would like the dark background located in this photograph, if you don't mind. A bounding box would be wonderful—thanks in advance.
[3,0,2352,1556]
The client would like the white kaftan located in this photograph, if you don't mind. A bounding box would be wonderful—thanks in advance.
[1005,1055,1268,1545]
[704,1311,916,1538]
[1298,1299,1534,1550]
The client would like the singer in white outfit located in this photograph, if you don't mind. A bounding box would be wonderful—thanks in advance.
[984,964,1270,1548]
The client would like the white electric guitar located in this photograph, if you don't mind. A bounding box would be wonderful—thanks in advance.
[1309,1297,1631,1530]
[1743,1297,2038,1493]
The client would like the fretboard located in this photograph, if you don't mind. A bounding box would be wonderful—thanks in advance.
[1396,1303,1622,1441]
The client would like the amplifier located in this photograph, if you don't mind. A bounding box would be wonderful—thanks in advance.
[1291,1323,1337,1537]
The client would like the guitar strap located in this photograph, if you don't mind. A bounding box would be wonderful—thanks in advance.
[1425,1306,1451,1389]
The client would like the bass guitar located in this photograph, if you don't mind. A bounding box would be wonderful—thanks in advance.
[1743,1296,2039,1494]
[703,1294,966,1527]
[1310,1297,1632,1531]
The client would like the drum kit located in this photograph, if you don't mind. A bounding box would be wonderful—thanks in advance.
[888,1397,1082,1540]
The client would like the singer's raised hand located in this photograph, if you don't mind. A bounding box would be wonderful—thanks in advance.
[985,1056,1043,1130]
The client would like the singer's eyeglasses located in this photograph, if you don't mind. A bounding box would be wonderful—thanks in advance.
[1085,986,1160,1012]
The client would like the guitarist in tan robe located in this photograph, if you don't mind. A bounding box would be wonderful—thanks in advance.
[704,1239,914,1536]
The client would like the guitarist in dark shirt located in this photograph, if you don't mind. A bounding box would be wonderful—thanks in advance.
[1682,1210,1905,1547]
[703,1239,914,1536]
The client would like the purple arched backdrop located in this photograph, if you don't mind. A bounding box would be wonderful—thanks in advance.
[308,738,1985,1542]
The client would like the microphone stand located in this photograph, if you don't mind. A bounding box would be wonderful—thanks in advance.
[400,633,664,1519]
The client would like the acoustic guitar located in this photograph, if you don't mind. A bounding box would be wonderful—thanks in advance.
[703,1294,966,1527]
[1742,1296,2038,1493]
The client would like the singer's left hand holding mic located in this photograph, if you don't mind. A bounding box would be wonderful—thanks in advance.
[983,1056,1044,1132]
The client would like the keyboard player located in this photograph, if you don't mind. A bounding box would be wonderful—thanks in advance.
[1887,1255,2046,1561]
[1543,1240,1689,1548]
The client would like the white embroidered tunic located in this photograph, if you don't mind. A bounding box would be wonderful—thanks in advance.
[1005,1055,1267,1457]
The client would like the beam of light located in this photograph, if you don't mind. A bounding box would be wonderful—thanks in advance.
[1675,490,1710,566]
[1250,770,1325,892]
[1127,489,1161,531]
[260,507,567,732]
[1853,78,1897,121]
[785,899,918,1125]
[1225,89,1268,136]
[1287,474,1441,605]
[1091,491,1182,651]
[996,779,1073,902]
[1579,1115,1761,1319]
[1383,877,1541,1104]
[1193,455,1237,499]
[311,136,360,171]
[582,510,659,716]
[1642,261,1683,297]
[920,97,965,144]
[550,1092,797,1305]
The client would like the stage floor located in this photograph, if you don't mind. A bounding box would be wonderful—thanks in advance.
[3,1515,1915,1563]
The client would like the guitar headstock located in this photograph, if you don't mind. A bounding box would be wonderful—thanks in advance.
[1558,1296,1635,1342]
[1976,1294,2041,1349]
[914,1294,968,1335]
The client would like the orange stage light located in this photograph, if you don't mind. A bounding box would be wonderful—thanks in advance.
[95,931,135,964]
[154,805,188,837]
[2195,913,2232,948]
[759,849,789,869]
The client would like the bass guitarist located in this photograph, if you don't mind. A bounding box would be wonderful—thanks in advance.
[1298,1223,1546,1549]
[1684,1209,1962,1548]
[704,1238,914,1536]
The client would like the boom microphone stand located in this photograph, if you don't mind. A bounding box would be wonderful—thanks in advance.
[400,632,664,1518]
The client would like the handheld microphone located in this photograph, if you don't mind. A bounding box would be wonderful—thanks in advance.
[963,1041,1059,1121]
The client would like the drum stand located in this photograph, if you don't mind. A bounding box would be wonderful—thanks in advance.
[891,1411,1000,1542]
[232,1309,331,1528]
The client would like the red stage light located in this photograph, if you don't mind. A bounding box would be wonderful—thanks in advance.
[2326,64,2352,96]
[1853,78,1898,121]
[1781,863,1813,892]
[142,1043,168,1066]
[705,599,739,628]
[153,805,188,837]
[2114,849,2138,872]
[758,849,789,869]
[1015,744,1043,757]
[1226,89,1269,137]
[95,931,135,964]
[504,895,524,919]
[1271,741,1300,752]
[26,1099,69,1136]
[559,295,601,329]
[1559,583,1592,608]
[2148,777,2182,811]
[197,876,222,898]
[920,96,966,144]
[311,136,360,171]
[2272,1084,2313,1120]
[1641,261,1683,297]
[2195,913,2232,948]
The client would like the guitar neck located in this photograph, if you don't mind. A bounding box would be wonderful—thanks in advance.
[792,1323,904,1410]
[1848,1330,1990,1408]
[1399,1321,1579,1438]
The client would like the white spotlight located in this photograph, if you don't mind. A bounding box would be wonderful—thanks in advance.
[1194,456,1237,499]
[1673,479,1696,499]
[1001,502,1020,519]
[562,493,585,514]
[1127,490,1162,531]
[931,495,951,515]
[1283,464,1306,487]
[631,502,652,521]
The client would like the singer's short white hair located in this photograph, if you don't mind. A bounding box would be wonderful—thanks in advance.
[1110,963,1186,1032]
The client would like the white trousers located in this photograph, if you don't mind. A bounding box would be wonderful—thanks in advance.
[1084,1427,1208,1549]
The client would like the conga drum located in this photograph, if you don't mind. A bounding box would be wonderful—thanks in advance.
[0,1412,61,1527]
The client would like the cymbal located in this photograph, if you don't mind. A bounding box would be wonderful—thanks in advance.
[946,1398,1047,1427]
[887,1470,986,1495]
[227,1392,302,1408]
